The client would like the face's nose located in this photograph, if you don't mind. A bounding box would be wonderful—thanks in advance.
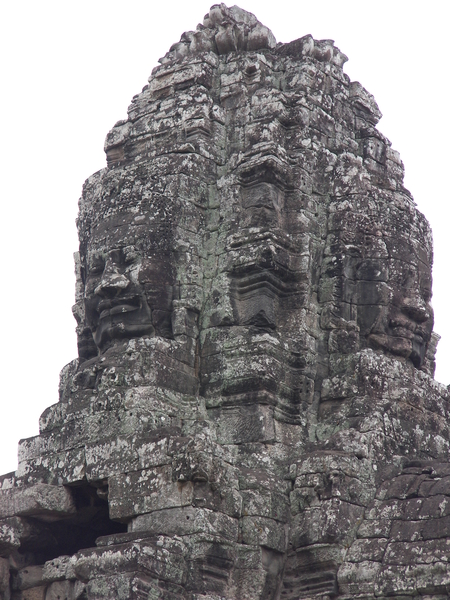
[400,294,431,323]
[94,258,130,298]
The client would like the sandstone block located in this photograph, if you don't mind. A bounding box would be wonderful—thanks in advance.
[240,516,286,552]
[0,485,75,521]
[131,507,238,541]
[45,581,74,600]
[22,587,46,600]
[74,538,186,586]
[43,556,75,583]
[0,557,9,592]
[212,405,275,444]
[337,560,381,595]
[13,566,44,591]
[108,466,194,520]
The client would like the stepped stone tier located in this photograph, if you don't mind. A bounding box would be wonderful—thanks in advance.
[1,4,449,599]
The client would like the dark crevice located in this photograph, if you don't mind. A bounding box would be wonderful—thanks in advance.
[18,483,127,564]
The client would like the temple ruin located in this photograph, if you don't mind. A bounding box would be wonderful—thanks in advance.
[1,4,450,599]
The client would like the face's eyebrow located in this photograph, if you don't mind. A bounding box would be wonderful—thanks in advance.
[87,251,104,262]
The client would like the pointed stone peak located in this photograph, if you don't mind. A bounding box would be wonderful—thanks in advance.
[160,3,276,63]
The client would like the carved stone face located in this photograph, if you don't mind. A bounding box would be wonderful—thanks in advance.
[82,213,174,353]
[84,246,154,350]
[324,195,435,370]
[367,256,433,368]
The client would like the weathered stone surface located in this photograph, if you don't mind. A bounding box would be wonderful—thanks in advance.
[44,581,74,600]
[43,556,75,583]
[0,485,75,521]
[21,587,46,600]
[12,565,45,591]
[0,557,9,593]
[130,506,239,541]
[0,517,22,555]
[108,467,194,519]
[1,3,449,598]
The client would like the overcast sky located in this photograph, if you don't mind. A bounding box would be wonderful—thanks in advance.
[0,0,448,475]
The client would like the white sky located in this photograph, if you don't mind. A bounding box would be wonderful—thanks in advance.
[0,1,448,476]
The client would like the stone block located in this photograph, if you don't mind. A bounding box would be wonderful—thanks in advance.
[84,436,141,481]
[85,572,184,600]
[384,539,450,565]
[241,490,289,522]
[16,447,86,486]
[240,516,286,552]
[376,473,427,501]
[45,581,74,600]
[13,566,44,590]
[191,481,242,518]
[356,518,392,539]
[415,561,450,594]
[374,564,417,596]
[0,518,22,555]
[74,538,186,586]
[290,500,364,549]
[211,405,275,444]
[0,557,9,592]
[131,507,238,541]
[345,537,388,562]
[85,574,133,600]
[108,466,194,520]
[337,560,381,595]
[364,498,405,521]
[22,588,47,600]
[43,556,75,582]
[0,485,75,521]
[233,567,267,599]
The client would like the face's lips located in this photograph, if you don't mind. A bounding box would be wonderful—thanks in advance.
[96,296,141,320]
[388,326,429,349]
[99,304,140,320]
[389,316,415,332]
[389,310,432,337]
[389,326,415,340]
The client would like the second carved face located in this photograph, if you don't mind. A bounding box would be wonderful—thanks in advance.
[366,257,433,368]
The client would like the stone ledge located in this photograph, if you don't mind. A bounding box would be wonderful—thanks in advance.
[0,484,76,521]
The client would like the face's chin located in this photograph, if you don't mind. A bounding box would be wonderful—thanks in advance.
[87,293,154,351]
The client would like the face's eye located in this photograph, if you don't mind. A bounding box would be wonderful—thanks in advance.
[401,269,415,289]
[109,249,122,264]
[87,255,105,276]
[123,245,139,264]
[421,286,432,303]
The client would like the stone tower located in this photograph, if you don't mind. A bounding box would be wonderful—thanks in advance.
[1,5,450,599]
